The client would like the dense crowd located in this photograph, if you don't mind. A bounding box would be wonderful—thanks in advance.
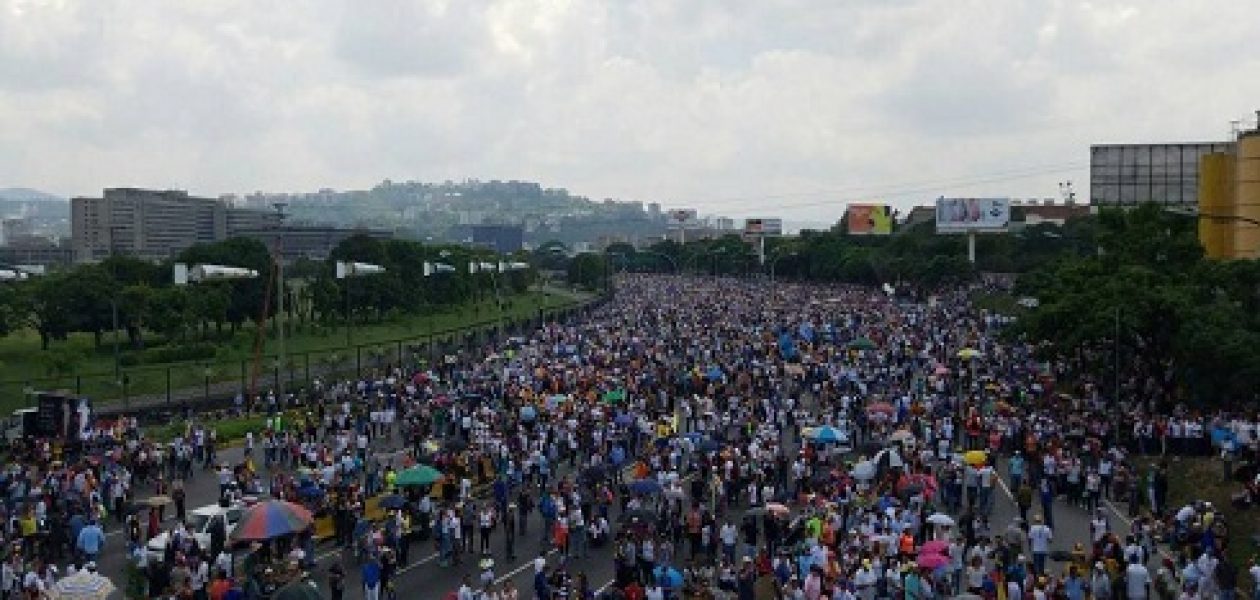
[1,275,1257,600]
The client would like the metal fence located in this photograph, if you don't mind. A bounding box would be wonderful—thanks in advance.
[1,294,605,417]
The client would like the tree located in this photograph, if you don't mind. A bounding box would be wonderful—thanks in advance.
[187,282,231,338]
[1013,204,1260,407]
[567,253,609,290]
[29,272,76,350]
[148,286,190,342]
[177,238,274,331]
[118,284,155,348]
[0,283,29,337]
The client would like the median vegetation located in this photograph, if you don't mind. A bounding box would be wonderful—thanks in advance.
[0,234,564,411]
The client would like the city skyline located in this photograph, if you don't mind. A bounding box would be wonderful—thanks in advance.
[2,1,1259,219]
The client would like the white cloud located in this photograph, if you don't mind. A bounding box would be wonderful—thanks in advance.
[0,0,1258,221]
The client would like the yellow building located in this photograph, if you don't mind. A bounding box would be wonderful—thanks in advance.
[1198,129,1260,260]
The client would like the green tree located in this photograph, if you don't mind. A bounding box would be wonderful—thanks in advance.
[0,283,30,337]
[118,284,155,348]
[177,238,274,331]
[148,286,190,342]
[567,253,609,290]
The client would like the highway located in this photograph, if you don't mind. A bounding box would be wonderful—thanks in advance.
[99,421,1152,599]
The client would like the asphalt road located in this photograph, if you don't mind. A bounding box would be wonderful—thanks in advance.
[97,422,1153,599]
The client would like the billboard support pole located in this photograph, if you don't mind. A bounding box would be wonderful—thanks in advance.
[758,236,766,266]
[967,231,977,264]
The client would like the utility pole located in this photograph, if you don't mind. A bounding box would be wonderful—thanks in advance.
[273,203,287,401]
[1114,305,1121,445]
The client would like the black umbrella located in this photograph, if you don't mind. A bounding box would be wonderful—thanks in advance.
[445,439,468,452]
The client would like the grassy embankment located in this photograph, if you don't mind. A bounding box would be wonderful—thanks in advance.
[0,289,586,413]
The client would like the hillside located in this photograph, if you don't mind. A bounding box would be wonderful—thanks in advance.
[0,188,64,202]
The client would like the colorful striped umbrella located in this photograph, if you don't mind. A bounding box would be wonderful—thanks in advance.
[230,500,313,542]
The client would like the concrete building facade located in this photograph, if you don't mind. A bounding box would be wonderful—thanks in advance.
[71,188,281,262]
[231,226,392,262]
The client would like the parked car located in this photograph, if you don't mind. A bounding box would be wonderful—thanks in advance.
[146,503,244,564]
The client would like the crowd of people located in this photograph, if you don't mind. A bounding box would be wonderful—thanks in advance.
[0,274,1257,600]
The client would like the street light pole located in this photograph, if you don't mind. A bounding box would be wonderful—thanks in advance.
[1113,305,1122,445]
[273,203,287,401]
[769,251,799,291]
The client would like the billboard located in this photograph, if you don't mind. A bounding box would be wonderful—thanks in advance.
[743,218,783,236]
[667,209,698,226]
[846,204,893,235]
[935,198,1010,233]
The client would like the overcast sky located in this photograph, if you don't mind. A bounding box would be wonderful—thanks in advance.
[2,0,1258,221]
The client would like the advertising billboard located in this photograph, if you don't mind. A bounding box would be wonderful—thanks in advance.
[667,209,698,226]
[743,218,783,236]
[935,198,1010,233]
[846,204,893,235]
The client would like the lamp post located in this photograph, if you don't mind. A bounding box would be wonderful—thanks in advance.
[175,263,260,405]
[769,251,799,289]
[335,260,387,350]
[423,257,456,362]
[106,224,127,386]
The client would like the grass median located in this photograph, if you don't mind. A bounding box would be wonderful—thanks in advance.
[1133,455,1259,590]
[0,289,587,413]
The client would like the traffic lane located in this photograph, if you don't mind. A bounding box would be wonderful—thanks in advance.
[313,501,624,598]
[989,458,1150,566]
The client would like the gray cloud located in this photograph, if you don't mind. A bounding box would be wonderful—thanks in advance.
[0,0,1258,220]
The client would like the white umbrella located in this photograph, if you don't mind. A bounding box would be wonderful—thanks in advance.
[889,430,915,444]
[852,461,876,480]
[49,572,116,600]
[926,513,955,527]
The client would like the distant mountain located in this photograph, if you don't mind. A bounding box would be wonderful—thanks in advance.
[0,188,64,202]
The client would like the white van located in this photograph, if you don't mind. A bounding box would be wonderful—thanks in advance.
[145,503,244,564]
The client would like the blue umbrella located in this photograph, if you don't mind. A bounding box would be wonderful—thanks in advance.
[706,366,724,381]
[654,565,683,588]
[698,439,722,453]
[298,485,324,499]
[519,405,537,421]
[615,413,634,426]
[813,426,842,443]
[378,494,406,510]
[629,479,662,495]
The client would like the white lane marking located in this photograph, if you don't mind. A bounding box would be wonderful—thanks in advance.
[496,549,557,584]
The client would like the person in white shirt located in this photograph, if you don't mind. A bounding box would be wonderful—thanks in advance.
[1028,515,1053,577]
[1126,558,1151,599]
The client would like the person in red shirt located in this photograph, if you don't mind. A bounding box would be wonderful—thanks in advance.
[207,571,231,600]
[622,580,645,600]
